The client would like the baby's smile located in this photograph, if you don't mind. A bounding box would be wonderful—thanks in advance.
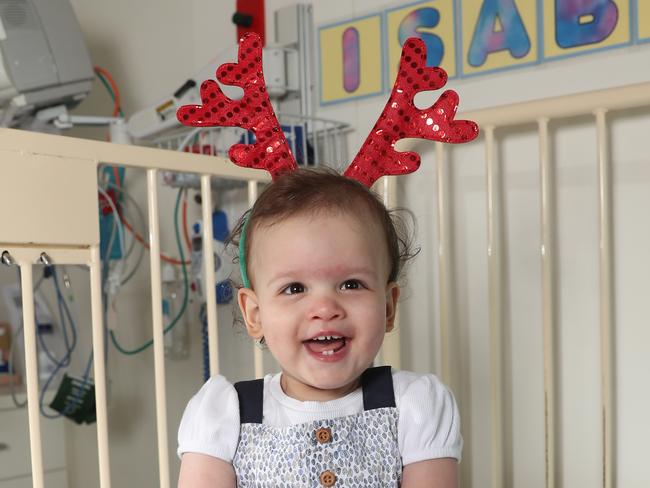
[303,333,349,360]
[238,211,399,401]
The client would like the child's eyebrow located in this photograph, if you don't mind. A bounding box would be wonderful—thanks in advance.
[267,267,376,286]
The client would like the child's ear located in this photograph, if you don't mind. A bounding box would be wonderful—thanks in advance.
[385,282,400,333]
[238,288,264,340]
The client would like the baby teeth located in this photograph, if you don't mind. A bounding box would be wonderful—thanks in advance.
[322,350,334,356]
[314,335,342,341]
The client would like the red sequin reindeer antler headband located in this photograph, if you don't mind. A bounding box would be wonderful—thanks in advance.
[177,33,479,187]
[177,33,478,289]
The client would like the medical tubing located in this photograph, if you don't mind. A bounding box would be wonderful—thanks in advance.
[100,181,146,285]
[93,66,123,117]
[109,188,189,355]
[39,270,81,418]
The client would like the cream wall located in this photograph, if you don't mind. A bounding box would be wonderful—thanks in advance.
[1,1,646,487]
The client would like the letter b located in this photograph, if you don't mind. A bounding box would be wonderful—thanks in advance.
[555,0,618,48]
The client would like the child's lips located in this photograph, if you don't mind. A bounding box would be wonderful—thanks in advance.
[303,337,349,361]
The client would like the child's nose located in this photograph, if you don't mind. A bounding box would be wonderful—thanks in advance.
[308,295,345,321]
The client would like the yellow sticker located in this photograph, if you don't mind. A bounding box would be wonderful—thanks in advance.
[156,99,176,121]
[639,0,650,41]
[319,15,384,104]
[543,0,631,58]
[386,0,457,82]
[461,0,537,75]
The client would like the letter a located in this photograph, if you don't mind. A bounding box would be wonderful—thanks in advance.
[468,0,531,67]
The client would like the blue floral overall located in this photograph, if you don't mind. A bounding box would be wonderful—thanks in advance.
[232,366,402,487]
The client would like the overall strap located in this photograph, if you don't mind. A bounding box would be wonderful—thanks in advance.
[234,379,264,424]
[361,366,396,410]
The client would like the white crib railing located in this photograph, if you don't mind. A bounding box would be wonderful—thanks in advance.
[0,129,270,488]
[434,81,650,488]
[0,127,400,488]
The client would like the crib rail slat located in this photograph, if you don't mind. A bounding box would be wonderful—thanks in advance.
[248,181,264,379]
[595,108,614,488]
[89,245,112,488]
[146,169,171,488]
[538,118,556,488]
[18,262,45,488]
[380,176,401,369]
[435,143,452,383]
[485,125,504,488]
[201,175,220,377]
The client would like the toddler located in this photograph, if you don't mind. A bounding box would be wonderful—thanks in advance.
[177,168,462,487]
[175,32,477,487]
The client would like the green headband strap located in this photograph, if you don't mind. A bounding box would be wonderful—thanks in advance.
[239,212,251,289]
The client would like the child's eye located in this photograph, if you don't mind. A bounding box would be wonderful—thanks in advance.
[282,283,305,295]
[341,279,363,290]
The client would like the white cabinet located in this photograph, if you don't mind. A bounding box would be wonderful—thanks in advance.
[0,389,68,487]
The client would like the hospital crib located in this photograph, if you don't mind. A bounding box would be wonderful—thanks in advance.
[1,80,650,488]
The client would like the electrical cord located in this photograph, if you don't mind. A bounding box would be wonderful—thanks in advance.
[100,181,146,286]
[98,186,126,297]
[182,189,192,253]
[109,187,190,355]
[42,267,95,420]
[93,66,123,117]
[8,268,80,415]
[38,268,80,419]
[120,211,191,265]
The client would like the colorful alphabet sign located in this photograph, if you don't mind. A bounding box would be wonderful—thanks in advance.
[462,0,538,76]
[319,0,643,105]
[639,0,650,42]
[543,0,630,59]
[386,0,457,82]
[319,14,384,105]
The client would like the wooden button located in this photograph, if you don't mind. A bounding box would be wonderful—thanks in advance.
[319,470,336,486]
[315,427,332,444]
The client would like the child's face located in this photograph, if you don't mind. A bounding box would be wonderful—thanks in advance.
[238,210,400,401]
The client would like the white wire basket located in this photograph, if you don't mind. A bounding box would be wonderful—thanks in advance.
[139,113,351,189]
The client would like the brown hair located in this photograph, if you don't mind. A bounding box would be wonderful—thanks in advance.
[226,167,419,287]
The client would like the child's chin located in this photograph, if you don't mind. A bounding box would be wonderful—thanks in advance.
[306,372,360,394]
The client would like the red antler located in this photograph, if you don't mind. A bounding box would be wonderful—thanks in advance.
[177,33,297,180]
[344,38,479,187]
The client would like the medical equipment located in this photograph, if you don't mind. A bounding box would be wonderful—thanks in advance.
[127,3,313,141]
[127,43,292,140]
[0,0,93,127]
[2,283,62,386]
[162,263,189,360]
